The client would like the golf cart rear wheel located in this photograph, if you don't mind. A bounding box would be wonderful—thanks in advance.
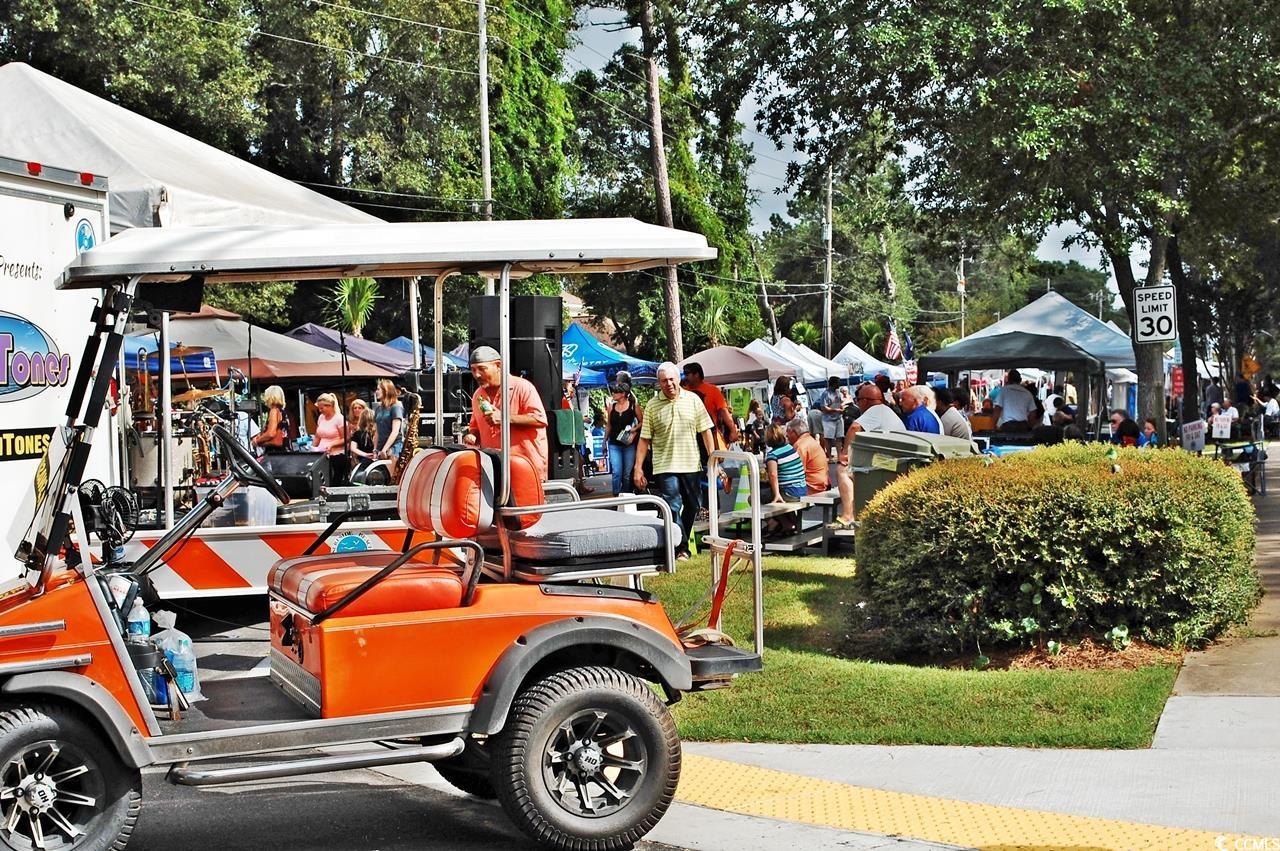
[491,666,680,851]
[0,703,141,851]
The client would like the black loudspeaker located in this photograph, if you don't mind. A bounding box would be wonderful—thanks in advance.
[469,296,563,416]
[418,371,478,415]
[261,453,330,500]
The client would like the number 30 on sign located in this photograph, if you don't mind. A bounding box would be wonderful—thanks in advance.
[1132,285,1177,344]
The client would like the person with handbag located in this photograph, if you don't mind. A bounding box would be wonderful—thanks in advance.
[606,382,641,495]
[250,385,291,455]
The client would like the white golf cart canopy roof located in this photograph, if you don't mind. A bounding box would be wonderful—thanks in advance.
[59,217,717,288]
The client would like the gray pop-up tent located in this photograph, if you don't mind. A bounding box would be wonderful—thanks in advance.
[919,331,1107,426]
[965,291,1135,369]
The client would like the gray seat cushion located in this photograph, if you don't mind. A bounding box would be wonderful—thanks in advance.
[505,508,665,562]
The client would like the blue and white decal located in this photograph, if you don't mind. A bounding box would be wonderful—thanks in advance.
[74,219,96,253]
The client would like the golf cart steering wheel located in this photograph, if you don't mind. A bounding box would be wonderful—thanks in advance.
[211,425,291,505]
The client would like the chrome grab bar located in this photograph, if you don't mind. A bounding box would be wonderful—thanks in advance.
[706,450,765,658]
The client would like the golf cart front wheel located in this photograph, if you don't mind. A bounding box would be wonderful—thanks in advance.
[0,703,141,851]
[491,666,680,851]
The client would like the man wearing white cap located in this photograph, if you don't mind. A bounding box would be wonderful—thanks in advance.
[464,345,550,481]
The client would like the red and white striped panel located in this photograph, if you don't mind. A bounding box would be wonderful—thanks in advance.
[126,523,416,598]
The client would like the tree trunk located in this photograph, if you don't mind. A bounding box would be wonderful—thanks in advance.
[748,242,779,342]
[638,0,683,362]
[877,230,897,300]
[1107,237,1169,442]
[1167,235,1200,425]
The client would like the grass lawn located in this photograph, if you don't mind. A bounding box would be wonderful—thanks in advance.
[648,553,1178,748]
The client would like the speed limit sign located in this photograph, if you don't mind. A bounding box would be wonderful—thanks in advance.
[1132,285,1178,344]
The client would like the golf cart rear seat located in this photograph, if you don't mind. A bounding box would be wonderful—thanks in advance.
[476,451,674,582]
[268,447,486,617]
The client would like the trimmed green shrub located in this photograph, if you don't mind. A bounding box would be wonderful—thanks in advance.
[854,443,1260,654]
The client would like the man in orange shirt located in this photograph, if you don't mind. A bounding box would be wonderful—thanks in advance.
[682,361,740,446]
[786,416,830,493]
[463,345,549,481]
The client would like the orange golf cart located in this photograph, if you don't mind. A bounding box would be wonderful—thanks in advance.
[0,219,765,851]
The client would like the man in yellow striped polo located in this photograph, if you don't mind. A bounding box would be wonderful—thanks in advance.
[633,361,715,561]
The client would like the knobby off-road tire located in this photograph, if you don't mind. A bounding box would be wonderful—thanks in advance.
[491,666,681,851]
[0,703,142,851]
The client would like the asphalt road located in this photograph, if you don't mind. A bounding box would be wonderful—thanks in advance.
[130,765,681,851]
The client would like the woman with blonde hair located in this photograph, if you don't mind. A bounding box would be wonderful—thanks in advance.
[312,392,348,484]
[345,398,369,440]
[251,385,291,454]
[374,379,404,460]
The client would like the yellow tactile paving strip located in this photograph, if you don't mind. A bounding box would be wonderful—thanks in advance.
[677,754,1265,850]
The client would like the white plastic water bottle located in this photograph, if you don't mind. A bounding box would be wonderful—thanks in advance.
[171,637,197,696]
[126,598,150,641]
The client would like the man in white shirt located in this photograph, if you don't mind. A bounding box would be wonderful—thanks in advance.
[995,370,1036,432]
[1222,400,1240,421]
[828,384,906,529]
[935,387,973,440]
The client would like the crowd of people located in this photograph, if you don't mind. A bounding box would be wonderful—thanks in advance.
[246,378,411,487]
[243,357,1280,556]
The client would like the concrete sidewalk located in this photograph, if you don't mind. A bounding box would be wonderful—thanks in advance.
[652,447,1280,849]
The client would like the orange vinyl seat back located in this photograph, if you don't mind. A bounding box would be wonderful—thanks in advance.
[503,452,544,529]
[397,446,497,538]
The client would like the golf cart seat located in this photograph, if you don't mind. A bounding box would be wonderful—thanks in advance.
[268,447,487,617]
[477,452,670,581]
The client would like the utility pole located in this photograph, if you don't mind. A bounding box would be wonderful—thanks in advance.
[479,0,495,294]
[1097,290,1105,320]
[822,164,833,358]
[957,253,967,338]
[639,0,683,362]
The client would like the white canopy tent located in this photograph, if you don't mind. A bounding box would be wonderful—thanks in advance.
[774,337,851,380]
[62,218,717,287]
[833,341,905,381]
[744,339,827,387]
[0,62,378,232]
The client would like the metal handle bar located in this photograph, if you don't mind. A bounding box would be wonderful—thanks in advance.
[707,449,765,657]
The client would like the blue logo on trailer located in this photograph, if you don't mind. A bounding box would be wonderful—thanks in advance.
[0,313,71,403]
[334,535,369,553]
[75,219,96,253]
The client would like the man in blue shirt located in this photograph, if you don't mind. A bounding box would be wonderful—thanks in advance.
[900,385,942,434]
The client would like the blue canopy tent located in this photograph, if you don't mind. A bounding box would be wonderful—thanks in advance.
[561,323,657,381]
[287,323,415,375]
[449,341,607,388]
[384,336,468,371]
[123,333,217,374]
[563,362,608,388]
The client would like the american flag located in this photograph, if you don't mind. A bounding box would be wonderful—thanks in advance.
[884,324,903,362]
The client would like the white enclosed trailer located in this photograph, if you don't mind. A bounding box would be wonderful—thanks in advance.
[1,155,114,580]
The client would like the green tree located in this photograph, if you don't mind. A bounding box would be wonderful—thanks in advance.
[1,0,264,152]
[789,320,819,349]
[751,0,1280,434]
[203,282,295,328]
[327,277,381,337]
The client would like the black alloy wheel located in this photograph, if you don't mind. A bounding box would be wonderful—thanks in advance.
[0,704,140,851]
[491,666,680,851]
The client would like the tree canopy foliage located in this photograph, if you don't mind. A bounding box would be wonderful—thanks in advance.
[3,0,1276,402]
